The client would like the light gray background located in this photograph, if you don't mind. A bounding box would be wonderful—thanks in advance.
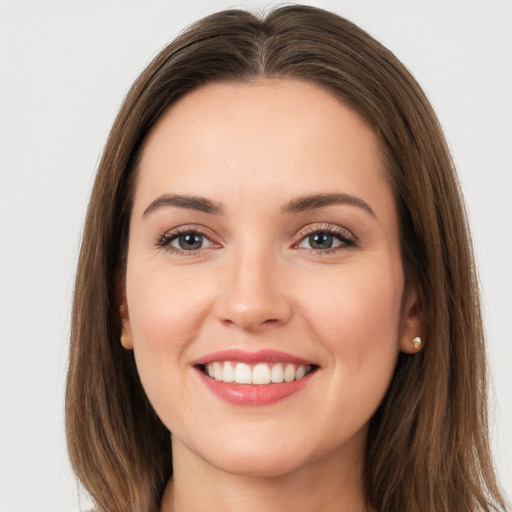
[1,0,511,510]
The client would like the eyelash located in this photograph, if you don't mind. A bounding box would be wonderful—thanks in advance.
[156,225,219,255]
[156,223,357,256]
[294,224,357,254]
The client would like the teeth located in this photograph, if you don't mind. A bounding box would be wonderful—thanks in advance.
[270,364,284,383]
[213,362,222,381]
[234,362,252,384]
[284,364,295,382]
[295,365,307,380]
[204,361,312,385]
[252,363,271,385]
[222,361,235,383]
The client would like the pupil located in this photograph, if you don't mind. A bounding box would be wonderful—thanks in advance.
[179,233,202,250]
[310,233,332,249]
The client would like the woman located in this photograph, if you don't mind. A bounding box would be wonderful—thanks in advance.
[65,5,508,512]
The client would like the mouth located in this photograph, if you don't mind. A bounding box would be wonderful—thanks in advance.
[198,361,317,385]
[193,349,319,406]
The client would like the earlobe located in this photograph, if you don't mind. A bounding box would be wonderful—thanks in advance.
[399,281,424,354]
[117,274,134,351]
[120,329,133,350]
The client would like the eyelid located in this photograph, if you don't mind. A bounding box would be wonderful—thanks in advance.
[293,223,357,251]
[155,222,356,255]
[156,224,222,254]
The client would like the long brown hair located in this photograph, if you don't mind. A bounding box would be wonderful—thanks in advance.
[66,5,508,511]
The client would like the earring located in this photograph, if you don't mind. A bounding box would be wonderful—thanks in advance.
[120,332,127,347]
[412,336,422,350]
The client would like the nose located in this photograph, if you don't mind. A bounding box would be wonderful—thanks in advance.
[214,247,293,332]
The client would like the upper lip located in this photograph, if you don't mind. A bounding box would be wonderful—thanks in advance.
[192,348,316,366]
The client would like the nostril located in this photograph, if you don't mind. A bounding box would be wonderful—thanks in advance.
[215,294,293,331]
[221,317,280,330]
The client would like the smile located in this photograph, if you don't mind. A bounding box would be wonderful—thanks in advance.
[202,361,313,385]
[193,349,318,406]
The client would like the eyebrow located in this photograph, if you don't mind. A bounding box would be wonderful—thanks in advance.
[143,194,224,217]
[142,192,374,218]
[281,193,375,216]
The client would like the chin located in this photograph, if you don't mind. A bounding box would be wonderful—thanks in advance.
[192,429,329,478]
[209,448,309,478]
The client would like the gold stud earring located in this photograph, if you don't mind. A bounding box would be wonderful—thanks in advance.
[412,336,422,350]
[121,332,127,347]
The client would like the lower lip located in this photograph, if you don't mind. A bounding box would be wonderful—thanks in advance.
[196,369,314,406]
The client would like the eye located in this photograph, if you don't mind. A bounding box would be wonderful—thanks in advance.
[302,233,339,250]
[170,232,207,251]
[295,225,356,253]
[157,227,218,254]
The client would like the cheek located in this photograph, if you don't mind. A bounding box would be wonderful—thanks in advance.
[293,263,404,437]
[127,265,211,347]
[125,265,214,406]
[299,262,403,369]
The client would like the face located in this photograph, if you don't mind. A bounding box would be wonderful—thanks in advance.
[121,80,421,478]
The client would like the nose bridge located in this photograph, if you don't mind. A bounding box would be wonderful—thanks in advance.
[216,236,291,331]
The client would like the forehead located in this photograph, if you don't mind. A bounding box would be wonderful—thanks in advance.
[134,79,393,217]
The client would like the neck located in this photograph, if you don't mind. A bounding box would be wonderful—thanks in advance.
[160,436,371,512]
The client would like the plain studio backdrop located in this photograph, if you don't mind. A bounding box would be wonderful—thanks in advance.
[0,0,511,510]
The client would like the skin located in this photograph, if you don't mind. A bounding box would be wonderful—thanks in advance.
[120,79,422,512]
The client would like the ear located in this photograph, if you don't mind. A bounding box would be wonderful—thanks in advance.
[117,272,134,350]
[399,279,424,354]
